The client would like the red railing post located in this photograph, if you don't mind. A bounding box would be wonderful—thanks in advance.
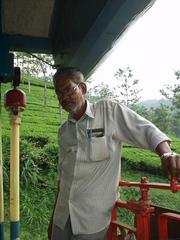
[108,206,117,239]
[158,212,180,240]
[108,177,180,240]
[136,213,151,240]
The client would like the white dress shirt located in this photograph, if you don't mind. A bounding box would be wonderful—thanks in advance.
[53,100,170,234]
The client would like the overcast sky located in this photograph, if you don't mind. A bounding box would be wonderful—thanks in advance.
[91,0,180,100]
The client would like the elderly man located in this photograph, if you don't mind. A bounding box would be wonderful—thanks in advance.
[48,67,180,240]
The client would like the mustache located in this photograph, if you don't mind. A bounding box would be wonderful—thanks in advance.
[61,101,73,107]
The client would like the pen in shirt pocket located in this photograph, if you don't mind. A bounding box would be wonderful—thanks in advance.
[87,129,93,141]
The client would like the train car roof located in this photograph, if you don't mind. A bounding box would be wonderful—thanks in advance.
[0,0,155,77]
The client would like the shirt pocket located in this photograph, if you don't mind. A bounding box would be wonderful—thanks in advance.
[88,136,110,161]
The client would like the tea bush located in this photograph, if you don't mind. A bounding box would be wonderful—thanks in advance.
[1,76,179,239]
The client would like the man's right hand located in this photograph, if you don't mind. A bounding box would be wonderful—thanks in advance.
[48,218,53,240]
[48,181,60,239]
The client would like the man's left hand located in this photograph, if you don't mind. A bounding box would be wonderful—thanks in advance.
[161,153,180,182]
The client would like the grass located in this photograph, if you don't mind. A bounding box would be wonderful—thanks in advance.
[1,80,62,239]
[1,76,180,239]
[1,81,67,140]
[122,138,180,176]
[4,183,56,240]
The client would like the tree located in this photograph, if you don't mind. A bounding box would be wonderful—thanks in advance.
[132,105,151,120]
[33,54,54,106]
[87,83,118,102]
[160,71,180,136]
[151,104,171,133]
[160,72,180,110]
[14,52,55,105]
[114,67,142,108]
[14,52,39,92]
[170,111,180,136]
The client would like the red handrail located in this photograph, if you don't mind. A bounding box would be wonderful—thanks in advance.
[119,177,180,193]
[108,177,180,240]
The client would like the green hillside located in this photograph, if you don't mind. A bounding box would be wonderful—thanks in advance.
[1,80,66,239]
[1,78,179,239]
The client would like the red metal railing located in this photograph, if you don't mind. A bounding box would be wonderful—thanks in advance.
[108,177,180,240]
[158,212,180,240]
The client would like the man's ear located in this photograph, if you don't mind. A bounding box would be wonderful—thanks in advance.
[79,83,87,95]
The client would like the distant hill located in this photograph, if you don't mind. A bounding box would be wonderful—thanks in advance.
[139,98,171,108]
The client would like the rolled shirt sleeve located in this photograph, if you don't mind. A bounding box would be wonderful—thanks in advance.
[112,103,171,151]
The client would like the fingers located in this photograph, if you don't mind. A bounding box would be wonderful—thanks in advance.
[169,156,177,177]
[161,153,180,181]
[175,154,180,182]
[161,157,170,177]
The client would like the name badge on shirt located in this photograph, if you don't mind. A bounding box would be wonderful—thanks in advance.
[87,128,104,139]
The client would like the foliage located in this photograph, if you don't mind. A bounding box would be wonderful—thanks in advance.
[170,111,180,136]
[1,74,180,238]
[87,83,118,102]
[15,52,39,76]
[14,52,55,79]
[114,67,142,107]
[149,104,171,132]
[1,82,65,140]
[2,76,63,238]
[21,74,54,89]
[133,104,172,134]
[131,105,150,120]
[122,146,162,175]
[160,72,180,110]
[122,134,180,176]
[121,169,180,211]
[14,52,55,105]
[32,53,55,106]
[160,72,180,136]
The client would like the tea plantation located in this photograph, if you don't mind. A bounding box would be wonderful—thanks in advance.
[1,78,179,239]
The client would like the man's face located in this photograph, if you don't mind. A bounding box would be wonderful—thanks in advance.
[54,75,86,114]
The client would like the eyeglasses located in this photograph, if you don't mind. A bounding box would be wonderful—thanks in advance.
[56,83,80,97]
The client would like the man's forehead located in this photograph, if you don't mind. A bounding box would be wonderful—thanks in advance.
[56,75,75,87]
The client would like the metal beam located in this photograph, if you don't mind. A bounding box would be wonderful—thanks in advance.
[1,33,52,53]
[49,0,65,52]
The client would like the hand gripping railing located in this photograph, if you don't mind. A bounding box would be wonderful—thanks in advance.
[108,177,180,240]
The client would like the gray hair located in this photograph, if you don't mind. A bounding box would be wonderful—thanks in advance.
[53,67,84,86]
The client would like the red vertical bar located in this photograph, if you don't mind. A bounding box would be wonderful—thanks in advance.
[158,213,180,240]
[108,206,117,240]
[111,206,117,221]
[136,214,150,240]
[108,224,114,239]
[158,214,168,240]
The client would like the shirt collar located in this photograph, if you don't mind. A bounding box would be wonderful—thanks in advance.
[85,100,94,119]
[68,100,94,122]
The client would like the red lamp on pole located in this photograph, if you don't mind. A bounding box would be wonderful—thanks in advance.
[5,67,26,113]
